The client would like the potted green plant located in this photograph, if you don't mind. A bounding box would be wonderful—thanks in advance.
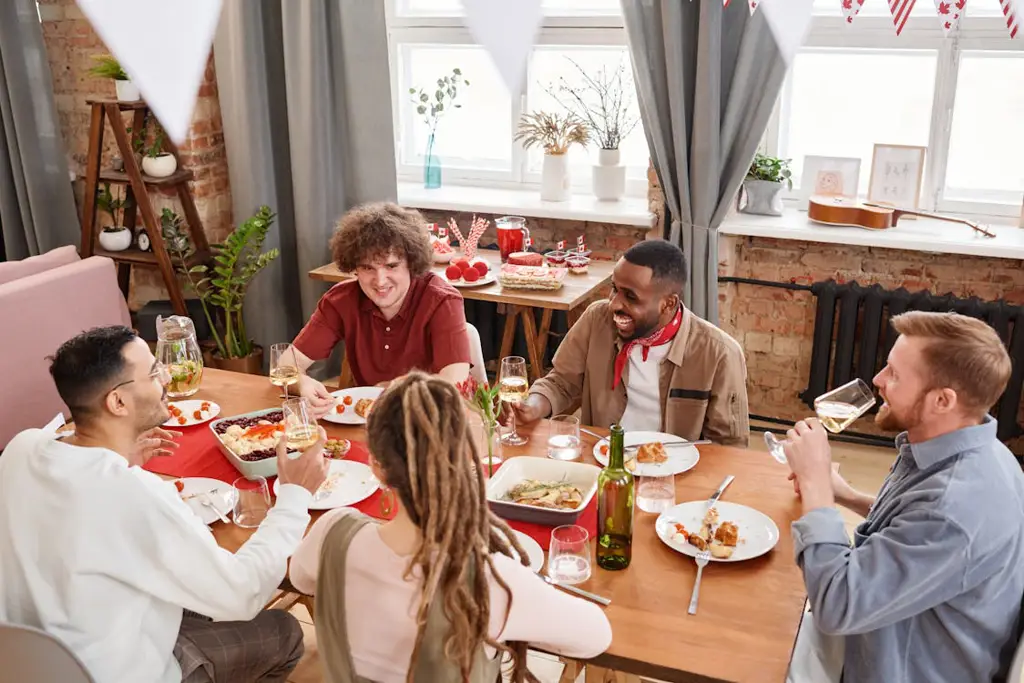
[96,183,132,251]
[87,54,139,102]
[137,115,177,178]
[742,153,792,216]
[546,57,640,202]
[409,67,469,189]
[514,111,590,202]
[165,206,280,374]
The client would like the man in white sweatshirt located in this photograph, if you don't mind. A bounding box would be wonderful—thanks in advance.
[0,326,328,683]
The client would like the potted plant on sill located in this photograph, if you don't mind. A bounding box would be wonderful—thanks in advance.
[546,57,640,202]
[136,115,178,178]
[409,67,469,189]
[87,54,140,102]
[741,153,792,216]
[165,205,280,374]
[96,183,132,251]
[514,111,590,202]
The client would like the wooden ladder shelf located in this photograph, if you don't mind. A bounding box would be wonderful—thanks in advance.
[79,99,210,315]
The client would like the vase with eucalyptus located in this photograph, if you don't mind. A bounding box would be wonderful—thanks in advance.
[457,375,502,476]
[410,67,468,189]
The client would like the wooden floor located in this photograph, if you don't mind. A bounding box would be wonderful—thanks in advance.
[280,434,897,683]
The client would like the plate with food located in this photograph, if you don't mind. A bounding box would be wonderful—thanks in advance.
[485,456,600,525]
[592,430,700,477]
[444,258,495,288]
[164,400,221,427]
[655,500,779,563]
[509,530,544,573]
[274,459,379,510]
[324,438,352,459]
[324,387,384,425]
[172,477,236,525]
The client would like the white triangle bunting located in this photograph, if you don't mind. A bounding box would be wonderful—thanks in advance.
[842,0,867,23]
[460,0,543,96]
[889,0,919,34]
[760,0,815,65]
[999,0,1021,37]
[75,0,222,145]
[934,0,966,33]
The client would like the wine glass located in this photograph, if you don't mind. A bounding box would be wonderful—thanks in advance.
[282,398,318,450]
[499,356,529,446]
[764,378,876,464]
[269,343,300,398]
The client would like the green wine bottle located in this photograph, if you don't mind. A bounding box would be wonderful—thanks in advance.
[596,423,634,570]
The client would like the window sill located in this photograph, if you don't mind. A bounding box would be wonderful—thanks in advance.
[718,209,1024,261]
[397,182,655,228]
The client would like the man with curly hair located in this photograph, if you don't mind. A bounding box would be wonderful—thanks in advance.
[290,202,471,413]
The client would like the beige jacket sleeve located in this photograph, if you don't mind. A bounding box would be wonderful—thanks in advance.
[704,340,750,447]
[529,302,601,417]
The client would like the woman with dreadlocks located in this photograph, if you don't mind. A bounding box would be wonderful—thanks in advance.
[289,371,611,682]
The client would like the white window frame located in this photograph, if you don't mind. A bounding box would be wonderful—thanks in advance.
[385,4,649,197]
[763,15,1024,220]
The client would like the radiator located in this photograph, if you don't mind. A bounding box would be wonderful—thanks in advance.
[802,280,1024,442]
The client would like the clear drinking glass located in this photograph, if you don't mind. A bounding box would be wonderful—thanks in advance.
[765,378,877,464]
[282,398,318,450]
[547,414,581,461]
[637,472,676,513]
[269,343,300,398]
[547,525,591,585]
[499,356,529,446]
[232,476,271,528]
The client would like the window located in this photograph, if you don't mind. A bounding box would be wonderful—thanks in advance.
[387,2,648,196]
[765,0,1023,218]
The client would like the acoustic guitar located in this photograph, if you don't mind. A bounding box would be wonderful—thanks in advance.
[807,195,995,238]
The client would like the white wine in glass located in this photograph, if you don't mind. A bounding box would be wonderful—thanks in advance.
[500,356,529,446]
[765,378,876,464]
[282,398,318,450]
[269,343,300,398]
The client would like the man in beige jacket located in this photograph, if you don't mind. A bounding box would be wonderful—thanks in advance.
[512,240,749,446]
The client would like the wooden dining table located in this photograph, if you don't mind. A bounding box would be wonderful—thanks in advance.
[309,249,616,382]
[196,369,807,683]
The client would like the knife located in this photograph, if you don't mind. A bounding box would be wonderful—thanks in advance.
[542,575,611,607]
[707,475,735,508]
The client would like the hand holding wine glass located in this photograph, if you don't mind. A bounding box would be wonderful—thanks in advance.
[499,356,529,446]
[765,378,876,464]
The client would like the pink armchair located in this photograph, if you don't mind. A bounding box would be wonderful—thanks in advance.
[0,246,131,449]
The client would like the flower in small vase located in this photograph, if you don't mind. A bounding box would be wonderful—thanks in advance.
[456,375,502,475]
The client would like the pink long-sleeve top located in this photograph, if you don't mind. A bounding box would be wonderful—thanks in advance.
[289,508,612,682]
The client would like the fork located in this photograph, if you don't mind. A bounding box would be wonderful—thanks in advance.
[199,493,231,524]
[687,549,712,615]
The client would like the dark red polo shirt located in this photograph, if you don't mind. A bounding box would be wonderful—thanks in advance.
[293,273,471,386]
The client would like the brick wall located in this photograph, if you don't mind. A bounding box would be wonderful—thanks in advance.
[38,0,233,308]
[719,234,1024,452]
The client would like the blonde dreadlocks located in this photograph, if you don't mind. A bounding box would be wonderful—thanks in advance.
[367,372,539,683]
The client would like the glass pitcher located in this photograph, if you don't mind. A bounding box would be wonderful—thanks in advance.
[156,315,204,398]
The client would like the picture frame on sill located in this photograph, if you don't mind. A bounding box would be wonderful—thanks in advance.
[797,156,861,211]
[867,144,926,210]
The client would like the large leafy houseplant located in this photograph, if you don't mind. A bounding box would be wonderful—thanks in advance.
[165,206,279,359]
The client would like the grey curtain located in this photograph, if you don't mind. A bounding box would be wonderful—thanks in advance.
[0,0,79,260]
[622,0,787,322]
[213,0,396,365]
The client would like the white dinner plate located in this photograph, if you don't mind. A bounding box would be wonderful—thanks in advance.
[510,530,544,573]
[164,400,221,428]
[274,460,380,510]
[655,500,780,563]
[447,271,496,288]
[323,387,384,425]
[592,430,700,477]
[175,477,236,525]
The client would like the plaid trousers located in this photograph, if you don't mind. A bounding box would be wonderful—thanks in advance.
[173,609,304,683]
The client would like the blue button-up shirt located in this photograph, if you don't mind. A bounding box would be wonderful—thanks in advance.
[792,417,1024,682]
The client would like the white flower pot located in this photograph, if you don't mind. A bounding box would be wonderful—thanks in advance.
[592,148,626,201]
[99,228,133,252]
[142,154,178,178]
[740,179,785,216]
[115,79,140,102]
[541,153,571,202]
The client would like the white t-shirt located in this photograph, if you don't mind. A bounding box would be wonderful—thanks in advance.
[0,429,312,683]
[619,342,672,432]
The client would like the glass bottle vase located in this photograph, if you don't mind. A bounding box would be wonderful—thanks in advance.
[424,131,442,189]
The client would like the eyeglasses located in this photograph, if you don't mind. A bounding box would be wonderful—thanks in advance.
[110,362,172,393]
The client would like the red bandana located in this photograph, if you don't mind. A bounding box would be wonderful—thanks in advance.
[612,307,683,389]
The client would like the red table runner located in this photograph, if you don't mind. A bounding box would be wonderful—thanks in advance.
[144,425,595,550]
